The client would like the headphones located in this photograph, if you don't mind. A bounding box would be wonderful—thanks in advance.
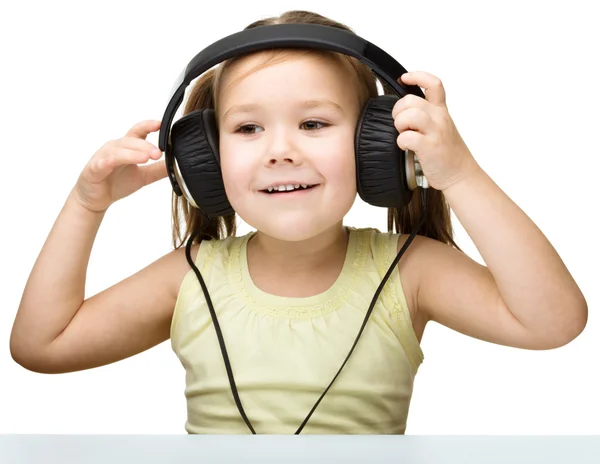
[158,23,430,435]
[158,23,429,218]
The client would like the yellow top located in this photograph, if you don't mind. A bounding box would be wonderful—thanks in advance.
[170,226,424,434]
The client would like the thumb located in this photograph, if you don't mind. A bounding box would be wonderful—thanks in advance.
[141,159,168,186]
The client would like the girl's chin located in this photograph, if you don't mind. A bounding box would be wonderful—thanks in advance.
[260,224,324,242]
[243,215,339,242]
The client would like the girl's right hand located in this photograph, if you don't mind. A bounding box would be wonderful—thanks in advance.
[72,120,167,213]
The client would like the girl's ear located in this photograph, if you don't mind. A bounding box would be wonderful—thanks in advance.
[170,109,234,217]
[355,95,414,210]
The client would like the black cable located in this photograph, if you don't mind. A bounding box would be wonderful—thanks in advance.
[295,188,428,434]
[184,187,429,434]
[185,231,256,434]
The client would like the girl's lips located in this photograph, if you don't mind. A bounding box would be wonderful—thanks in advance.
[260,184,320,197]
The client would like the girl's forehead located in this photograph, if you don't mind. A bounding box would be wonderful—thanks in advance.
[214,49,366,117]
[218,50,352,96]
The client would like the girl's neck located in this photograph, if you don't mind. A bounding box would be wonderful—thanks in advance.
[247,223,349,274]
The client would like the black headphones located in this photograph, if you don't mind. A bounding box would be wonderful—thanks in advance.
[158,23,429,218]
[158,23,430,435]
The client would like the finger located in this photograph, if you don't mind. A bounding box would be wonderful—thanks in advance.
[400,72,446,107]
[393,107,434,134]
[141,159,168,186]
[392,94,429,119]
[107,147,157,168]
[88,148,153,183]
[396,130,424,152]
[125,120,162,139]
[86,157,112,184]
[118,137,162,159]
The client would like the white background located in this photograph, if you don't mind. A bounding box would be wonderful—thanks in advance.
[1,0,598,434]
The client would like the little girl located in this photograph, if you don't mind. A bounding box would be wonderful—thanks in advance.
[10,10,587,435]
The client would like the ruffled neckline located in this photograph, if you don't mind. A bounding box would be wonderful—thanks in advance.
[227,227,368,319]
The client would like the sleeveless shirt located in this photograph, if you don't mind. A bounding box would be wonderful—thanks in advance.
[170,226,424,434]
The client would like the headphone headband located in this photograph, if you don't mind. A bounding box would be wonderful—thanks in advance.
[158,23,424,152]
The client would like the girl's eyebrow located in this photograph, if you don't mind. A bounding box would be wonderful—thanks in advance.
[222,99,344,120]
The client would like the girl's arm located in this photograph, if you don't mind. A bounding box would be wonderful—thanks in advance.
[10,190,194,373]
[407,165,587,350]
[393,71,586,349]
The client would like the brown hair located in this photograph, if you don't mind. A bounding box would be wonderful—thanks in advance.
[171,10,461,252]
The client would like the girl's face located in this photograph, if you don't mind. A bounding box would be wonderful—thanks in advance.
[216,52,362,242]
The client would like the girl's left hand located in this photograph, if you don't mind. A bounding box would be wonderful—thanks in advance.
[393,71,479,192]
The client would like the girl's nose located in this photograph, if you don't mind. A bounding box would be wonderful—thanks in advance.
[266,128,302,165]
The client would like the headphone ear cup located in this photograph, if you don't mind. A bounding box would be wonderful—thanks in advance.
[170,109,234,217]
[355,95,413,209]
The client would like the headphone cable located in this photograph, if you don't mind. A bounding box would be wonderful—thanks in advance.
[184,187,428,434]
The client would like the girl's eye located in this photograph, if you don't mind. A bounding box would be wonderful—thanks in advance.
[236,124,263,135]
[301,120,328,131]
[235,120,329,135]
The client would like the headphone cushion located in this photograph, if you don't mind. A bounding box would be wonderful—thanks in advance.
[355,95,413,208]
[170,109,234,216]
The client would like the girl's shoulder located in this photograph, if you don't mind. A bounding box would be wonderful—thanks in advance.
[347,225,414,268]
[184,231,254,271]
[347,226,426,333]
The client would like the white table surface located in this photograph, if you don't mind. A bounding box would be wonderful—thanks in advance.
[1,435,599,463]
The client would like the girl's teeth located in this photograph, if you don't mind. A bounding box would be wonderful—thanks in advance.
[266,184,314,193]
